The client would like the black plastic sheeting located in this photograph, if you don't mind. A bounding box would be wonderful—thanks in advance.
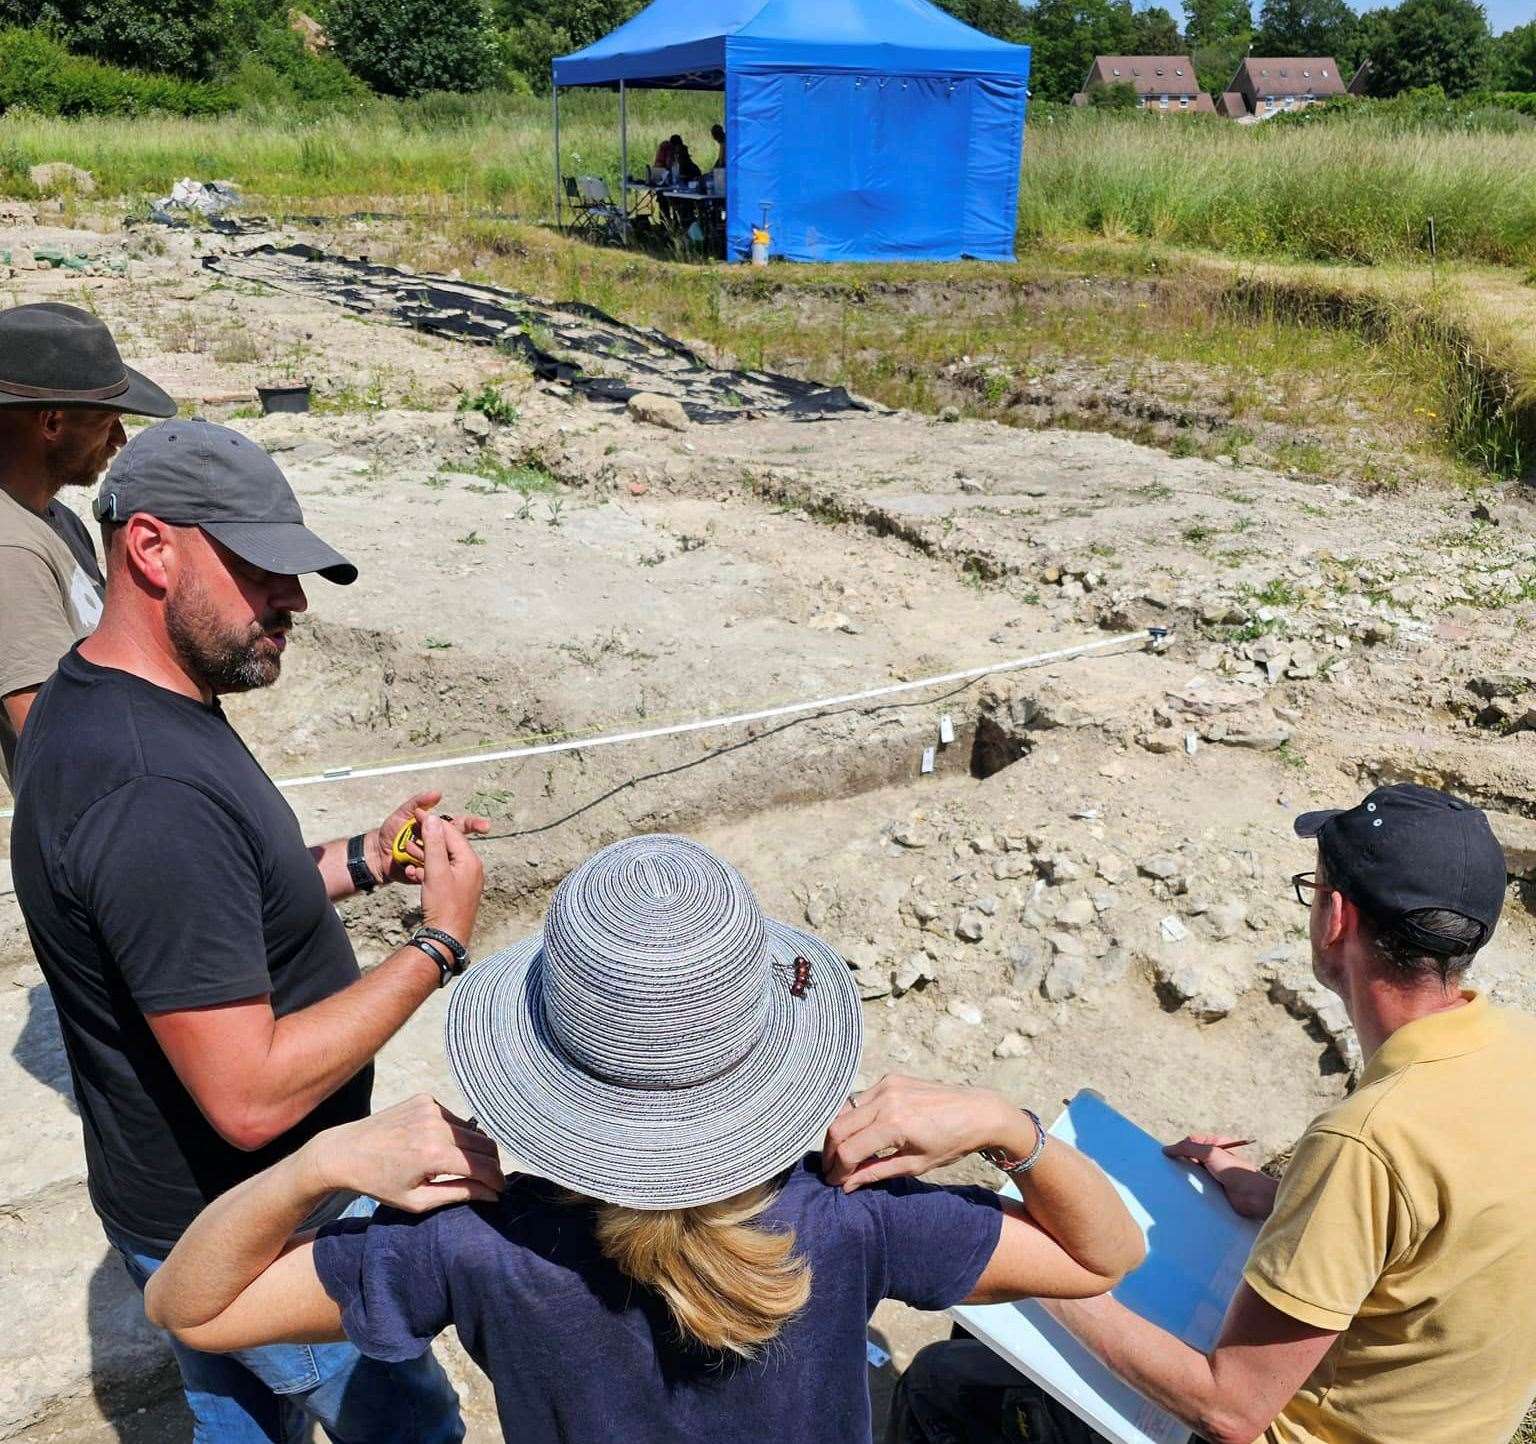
[202,243,868,424]
[148,212,366,236]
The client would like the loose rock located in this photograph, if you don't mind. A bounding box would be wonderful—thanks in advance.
[627,393,691,431]
[30,162,95,195]
[956,914,986,943]
[993,1031,1030,1059]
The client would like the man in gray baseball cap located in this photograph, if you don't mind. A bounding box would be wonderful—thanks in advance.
[9,419,488,1442]
[0,302,177,787]
[93,417,357,587]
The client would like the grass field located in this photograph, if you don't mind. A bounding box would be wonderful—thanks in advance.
[5,96,1536,269]
[5,96,1532,477]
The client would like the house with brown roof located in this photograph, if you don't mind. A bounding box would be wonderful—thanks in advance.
[1225,57,1347,118]
[1072,56,1216,114]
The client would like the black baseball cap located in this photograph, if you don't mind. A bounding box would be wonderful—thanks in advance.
[1295,783,1507,955]
[94,420,356,585]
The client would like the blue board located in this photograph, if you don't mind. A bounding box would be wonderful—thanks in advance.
[952,1091,1262,1444]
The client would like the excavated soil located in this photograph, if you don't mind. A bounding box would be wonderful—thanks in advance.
[2,213,1535,1441]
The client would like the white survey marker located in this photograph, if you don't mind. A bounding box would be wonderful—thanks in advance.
[952,1090,1260,1444]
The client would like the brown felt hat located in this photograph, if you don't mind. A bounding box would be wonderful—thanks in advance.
[0,302,175,416]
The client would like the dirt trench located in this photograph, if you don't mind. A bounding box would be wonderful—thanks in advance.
[4,213,1536,1441]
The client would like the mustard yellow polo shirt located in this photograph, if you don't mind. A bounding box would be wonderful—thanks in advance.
[1244,991,1536,1444]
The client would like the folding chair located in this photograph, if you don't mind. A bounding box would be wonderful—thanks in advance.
[563,176,599,242]
[575,175,628,247]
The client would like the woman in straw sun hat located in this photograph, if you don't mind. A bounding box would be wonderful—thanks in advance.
[142,834,1143,1441]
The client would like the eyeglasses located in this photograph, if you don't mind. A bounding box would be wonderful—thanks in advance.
[1291,871,1334,907]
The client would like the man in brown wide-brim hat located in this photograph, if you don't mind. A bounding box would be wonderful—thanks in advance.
[0,301,175,787]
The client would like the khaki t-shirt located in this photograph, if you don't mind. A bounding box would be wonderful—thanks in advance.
[0,489,104,788]
[1247,992,1536,1444]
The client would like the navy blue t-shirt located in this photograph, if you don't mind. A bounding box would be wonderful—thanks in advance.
[315,1159,1003,1442]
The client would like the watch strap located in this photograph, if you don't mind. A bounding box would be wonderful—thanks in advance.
[346,834,377,894]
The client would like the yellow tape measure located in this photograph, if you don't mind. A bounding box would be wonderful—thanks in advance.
[390,819,421,866]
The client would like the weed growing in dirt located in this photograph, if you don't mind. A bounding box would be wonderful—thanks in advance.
[155,308,212,354]
[458,384,519,427]
[212,327,261,365]
[447,455,556,496]
[1276,742,1307,771]
[423,637,453,649]
[558,631,656,668]
[456,530,486,546]
[1242,578,1303,608]
[466,787,514,815]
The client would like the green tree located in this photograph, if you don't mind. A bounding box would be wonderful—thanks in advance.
[0,0,236,79]
[933,0,1031,39]
[1367,0,1493,96]
[494,0,640,89]
[328,0,496,95]
[1090,78,1141,104]
[1019,0,1138,100]
[1346,6,1391,76]
[1492,19,1536,91]
[1182,0,1251,47]
[1193,37,1249,91]
[1129,5,1183,52]
[1254,0,1358,63]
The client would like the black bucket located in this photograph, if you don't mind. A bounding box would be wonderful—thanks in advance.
[257,383,311,415]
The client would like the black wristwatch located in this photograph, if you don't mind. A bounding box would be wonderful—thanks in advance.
[408,927,470,988]
[346,834,379,894]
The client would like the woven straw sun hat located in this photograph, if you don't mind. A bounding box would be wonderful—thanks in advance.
[446,833,863,1210]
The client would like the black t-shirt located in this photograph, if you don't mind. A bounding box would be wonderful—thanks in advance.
[44,499,103,585]
[9,647,372,1248]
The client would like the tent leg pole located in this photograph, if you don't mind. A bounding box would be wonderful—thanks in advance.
[619,80,629,244]
[553,83,562,233]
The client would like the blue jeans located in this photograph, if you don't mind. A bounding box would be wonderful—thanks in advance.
[106,1197,465,1444]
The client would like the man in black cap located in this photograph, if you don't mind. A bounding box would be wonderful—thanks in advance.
[882,783,1536,1444]
[0,302,176,787]
[9,420,489,1441]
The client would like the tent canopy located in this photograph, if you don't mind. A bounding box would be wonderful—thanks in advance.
[553,0,1031,263]
[553,0,1033,89]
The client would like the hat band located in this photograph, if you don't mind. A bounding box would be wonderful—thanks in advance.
[0,375,130,401]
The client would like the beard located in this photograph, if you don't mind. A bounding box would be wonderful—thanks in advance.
[47,419,117,490]
[166,575,290,695]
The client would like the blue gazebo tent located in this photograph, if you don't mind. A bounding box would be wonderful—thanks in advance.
[551,0,1031,264]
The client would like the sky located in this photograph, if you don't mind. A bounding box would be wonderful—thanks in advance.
[1141,0,1534,34]
[1449,0,1532,32]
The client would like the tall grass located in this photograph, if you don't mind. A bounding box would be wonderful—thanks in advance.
[0,90,716,209]
[1019,111,1536,268]
[2,95,1535,267]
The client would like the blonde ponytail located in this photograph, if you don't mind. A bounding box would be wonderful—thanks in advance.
[593,1183,812,1358]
